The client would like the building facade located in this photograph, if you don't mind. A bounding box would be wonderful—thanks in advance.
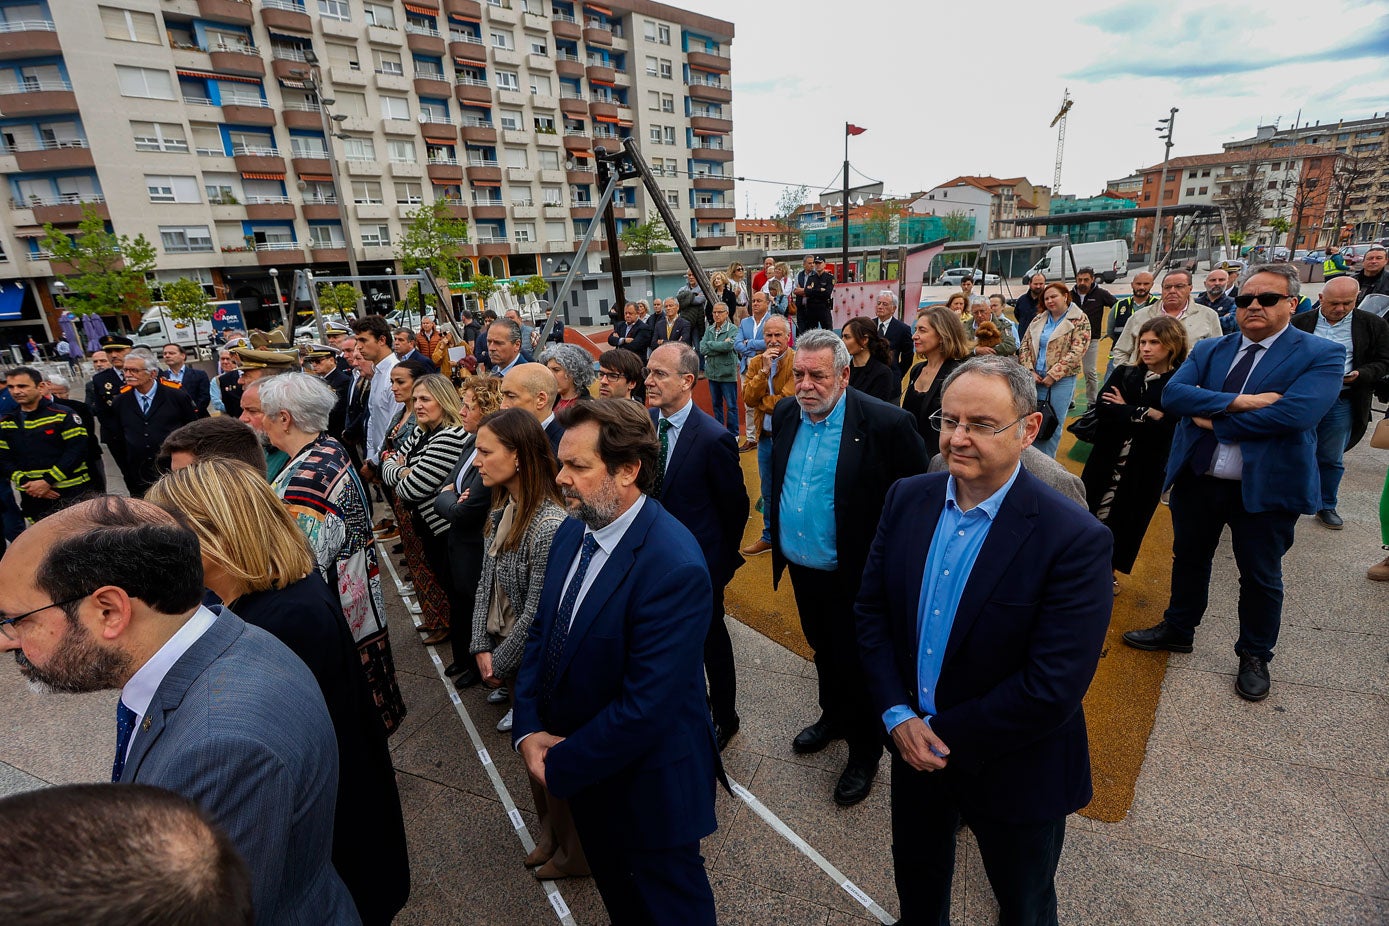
[1048,193,1135,244]
[0,0,734,337]
[917,175,1051,240]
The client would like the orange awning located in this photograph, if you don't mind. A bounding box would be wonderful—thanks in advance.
[569,150,592,158]
[616,119,633,127]
[585,3,613,15]
[430,177,461,185]
[469,179,502,187]
[296,173,333,182]
[177,69,262,84]
[454,56,487,67]
[594,114,619,123]
[402,3,438,17]
[448,13,481,23]
[241,172,286,180]
[687,63,724,74]
[589,79,615,87]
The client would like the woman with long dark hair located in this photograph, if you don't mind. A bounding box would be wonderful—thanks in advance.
[1081,315,1186,592]
[901,305,973,448]
[842,316,899,402]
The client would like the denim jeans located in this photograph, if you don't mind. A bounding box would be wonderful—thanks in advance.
[757,436,774,543]
[707,379,739,435]
[1034,377,1076,459]
[1315,395,1353,510]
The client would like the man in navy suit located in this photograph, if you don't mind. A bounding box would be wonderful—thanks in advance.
[1124,264,1344,702]
[607,302,653,360]
[0,496,356,924]
[160,344,212,417]
[112,349,198,497]
[500,362,564,455]
[768,329,930,806]
[873,290,914,378]
[649,297,696,352]
[513,399,719,925]
[856,356,1113,925]
[646,342,750,749]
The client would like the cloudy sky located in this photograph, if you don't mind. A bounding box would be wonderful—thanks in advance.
[686,0,1389,216]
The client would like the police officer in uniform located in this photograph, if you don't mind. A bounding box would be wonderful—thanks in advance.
[91,334,134,473]
[325,321,352,375]
[301,342,351,440]
[0,366,92,522]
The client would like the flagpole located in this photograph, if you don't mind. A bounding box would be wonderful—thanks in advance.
[842,122,850,290]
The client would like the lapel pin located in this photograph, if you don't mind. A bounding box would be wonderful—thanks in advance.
[141,717,152,732]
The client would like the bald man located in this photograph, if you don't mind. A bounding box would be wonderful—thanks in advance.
[500,362,564,454]
[1196,268,1237,332]
[1290,275,1389,528]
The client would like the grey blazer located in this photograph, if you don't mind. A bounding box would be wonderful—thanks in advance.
[121,610,359,926]
[470,498,567,678]
[928,445,1088,509]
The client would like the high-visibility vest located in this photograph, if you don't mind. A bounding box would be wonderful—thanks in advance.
[1324,257,1346,278]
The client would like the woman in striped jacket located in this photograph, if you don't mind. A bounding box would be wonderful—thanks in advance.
[380,373,470,646]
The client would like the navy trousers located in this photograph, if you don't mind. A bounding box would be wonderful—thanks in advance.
[571,808,715,926]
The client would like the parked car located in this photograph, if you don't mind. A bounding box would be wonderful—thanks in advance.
[936,267,1001,286]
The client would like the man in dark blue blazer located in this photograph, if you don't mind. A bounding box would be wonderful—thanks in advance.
[513,399,720,925]
[160,343,212,417]
[608,302,653,360]
[856,356,1113,925]
[646,343,750,749]
[113,350,198,497]
[873,291,915,378]
[1124,264,1344,702]
[650,297,697,352]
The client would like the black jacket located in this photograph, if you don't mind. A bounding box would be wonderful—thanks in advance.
[112,384,197,484]
[167,366,212,417]
[217,368,244,420]
[1291,308,1389,449]
[877,316,914,377]
[849,358,899,404]
[1353,268,1389,306]
[1070,284,1117,336]
[649,315,696,351]
[322,368,352,439]
[608,319,652,358]
[91,367,126,442]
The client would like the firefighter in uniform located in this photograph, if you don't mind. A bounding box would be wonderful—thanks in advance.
[0,366,91,522]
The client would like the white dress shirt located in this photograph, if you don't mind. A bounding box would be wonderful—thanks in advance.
[559,494,646,630]
[655,398,694,471]
[119,605,220,763]
[1210,324,1289,480]
[366,351,401,461]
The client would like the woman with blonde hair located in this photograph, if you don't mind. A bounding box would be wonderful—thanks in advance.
[146,458,410,926]
[901,306,972,447]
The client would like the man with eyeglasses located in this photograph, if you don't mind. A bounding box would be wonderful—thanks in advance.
[855,355,1113,925]
[1124,264,1344,703]
[1107,269,1222,369]
[766,328,928,807]
[0,496,355,924]
[596,348,644,402]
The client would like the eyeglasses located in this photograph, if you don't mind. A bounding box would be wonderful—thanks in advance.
[596,370,625,381]
[928,411,1027,438]
[0,594,89,640]
[1234,292,1292,308]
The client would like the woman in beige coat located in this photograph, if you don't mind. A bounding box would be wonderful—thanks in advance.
[1018,281,1092,457]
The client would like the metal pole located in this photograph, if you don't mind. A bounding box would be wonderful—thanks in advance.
[622,138,716,308]
[312,63,365,316]
[534,172,620,347]
[1150,107,1178,272]
[268,270,287,332]
[301,270,327,341]
[596,152,626,312]
[842,125,850,285]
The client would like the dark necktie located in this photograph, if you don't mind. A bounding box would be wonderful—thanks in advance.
[111,699,138,782]
[880,321,888,337]
[652,418,672,498]
[1190,343,1264,476]
[139,392,152,417]
[540,534,600,702]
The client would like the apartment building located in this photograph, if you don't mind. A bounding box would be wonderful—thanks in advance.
[0,0,734,336]
[1224,115,1389,242]
[916,175,1051,240]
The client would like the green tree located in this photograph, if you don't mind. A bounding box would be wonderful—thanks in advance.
[317,283,360,315]
[774,184,808,247]
[40,205,157,316]
[161,278,213,327]
[396,200,470,312]
[862,199,900,246]
[510,275,549,304]
[941,209,974,241]
[619,217,673,256]
[470,275,497,314]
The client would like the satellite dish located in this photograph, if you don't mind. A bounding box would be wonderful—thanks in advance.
[416,113,428,123]
[563,158,576,170]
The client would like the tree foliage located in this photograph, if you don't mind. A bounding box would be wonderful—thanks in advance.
[861,199,900,246]
[162,278,213,325]
[317,283,360,315]
[618,217,673,256]
[40,205,157,316]
[470,275,497,313]
[396,200,469,313]
[941,210,974,241]
[510,275,549,304]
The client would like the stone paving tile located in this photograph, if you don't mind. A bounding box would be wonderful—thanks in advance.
[0,760,47,798]
[1240,868,1389,926]
[730,617,817,680]
[1323,770,1389,885]
[0,681,111,786]
[711,871,833,925]
[386,667,452,754]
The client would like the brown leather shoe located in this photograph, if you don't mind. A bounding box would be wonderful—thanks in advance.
[741,539,773,556]
[533,858,590,880]
[737,439,757,453]
[1369,555,1389,581]
[421,629,450,646]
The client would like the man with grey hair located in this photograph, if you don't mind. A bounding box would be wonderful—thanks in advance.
[485,318,529,376]
[768,328,929,805]
[1108,268,1222,369]
[1124,263,1344,703]
[110,348,197,497]
[856,353,1114,925]
[392,326,438,373]
[874,290,913,377]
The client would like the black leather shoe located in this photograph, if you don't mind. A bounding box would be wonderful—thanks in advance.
[833,760,878,807]
[1236,654,1270,701]
[444,662,464,677]
[1316,509,1344,529]
[1122,621,1194,654]
[792,718,841,754]
[714,718,740,752]
[452,667,480,690]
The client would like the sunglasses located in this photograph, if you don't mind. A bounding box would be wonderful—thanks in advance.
[1234,292,1292,308]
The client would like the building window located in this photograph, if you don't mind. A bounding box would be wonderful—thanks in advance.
[659,58,672,79]
[318,0,351,22]
[1198,186,1208,195]
[159,225,213,253]
[491,30,513,49]
[514,222,535,242]
[500,110,523,130]
[661,93,674,113]
[387,139,416,162]
[361,225,391,247]
[343,137,376,160]
[510,186,533,205]
[533,115,555,132]
[644,55,658,76]
[380,95,410,120]
[505,147,528,168]
[146,175,200,203]
[658,24,670,44]
[363,3,395,27]
[496,70,519,90]
[352,180,383,204]
[309,225,344,248]
[394,182,423,204]
[538,150,560,170]
[665,190,679,207]
[649,125,663,145]
[529,37,548,56]
[100,6,161,43]
[663,126,675,145]
[131,121,188,152]
[529,75,551,95]
[116,66,174,100]
[1185,187,1195,196]
[542,185,562,205]
[373,50,403,74]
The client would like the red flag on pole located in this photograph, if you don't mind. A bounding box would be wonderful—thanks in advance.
[846,123,867,136]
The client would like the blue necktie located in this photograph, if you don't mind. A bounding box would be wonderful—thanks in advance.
[139,392,152,417]
[541,534,600,701]
[1190,343,1264,476]
[111,699,138,782]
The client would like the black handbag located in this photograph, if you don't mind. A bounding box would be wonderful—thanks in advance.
[1037,399,1060,441]
[1067,406,1100,443]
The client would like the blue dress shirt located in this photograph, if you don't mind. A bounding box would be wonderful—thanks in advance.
[1312,312,1355,375]
[1035,314,1062,374]
[882,463,1022,735]
[779,392,846,570]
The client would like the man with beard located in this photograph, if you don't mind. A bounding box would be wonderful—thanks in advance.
[513,399,720,925]
[1013,273,1048,338]
[0,496,355,924]
[238,379,289,479]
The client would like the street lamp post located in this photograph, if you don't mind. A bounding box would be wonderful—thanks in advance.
[268,267,288,333]
[297,50,365,316]
[1150,108,1178,271]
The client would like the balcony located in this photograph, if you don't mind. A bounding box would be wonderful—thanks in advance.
[691,145,733,163]
[552,14,581,41]
[0,20,61,60]
[222,98,277,126]
[281,102,323,130]
[465,162,503,183]
[455,77,493,104]
[559,95,588,117]
[694,234,736,249]
[405,25,446,56]
[291,155,332,176]
[232,146,286,173]
[471,200,506,220]
[693,175,734,192]
[443,0,482,17]
[555,54,584,80]
[686,50,730,73]
[475,239,509,257]
[254,240,302,265]
[245,196,295,220]
[585,62,614,84]
[301,202,341,221]
[310,246,349,262]
[566,166,595,185]
[0,79,77,116]
[459,119,497,143]
[694,206,735,221]
[588,100,618,121]
[427,158,464,181]
[570,204,595,219]
[420,118,457,143]
[198,0,255,24]
[583,25,612,47]
[413,74,452,98]
[259,0,311,34]
[11,139,94,172]
[209,44,265,77]
[24,194,109,225]
[449,34,486,61]
[562,131,590,152]
[687,80,731,104]
[271,55,308,81]
[690,115,732,135]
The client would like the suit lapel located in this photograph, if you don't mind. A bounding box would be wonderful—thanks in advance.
[903,479,946,651]
[660,405,702,489]
[1245,326,1300,392]
[833,391,865,503]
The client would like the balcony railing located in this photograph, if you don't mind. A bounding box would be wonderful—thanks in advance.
[567,164,595,173]
[474,234,507,244]
[291,147,329,158]
[455,76,489,87]
[556,51,580,61]
[416,69,447,80]
[460,116,494,127]
[472,196,503,206]
[466,158,501,167]
[449,31,484,44]
[1,137,88,153]
[223,95,270,107]
[15,192,105,208]
[0,20,55,33]
[689,76,724,88]
[182,96,216,106]
[211,41,258,54]
[552,12,577,23]
[563,130,589,138]
[246,195,292,204]
[271,47,308,62]
[283,101,323,112]
[310,238,347,249]
[232,144,279,156]
[420,115,452,124]
[254,240,300,251]
[428,156,460,165]
[304,195,339,204]
[0,78,72,93]
[559,90,586,100]
[261,0,306,12]
[27,249,54,261]
[405,24,442,38]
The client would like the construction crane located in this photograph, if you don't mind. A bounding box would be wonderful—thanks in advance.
[1050,89,1073,195]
